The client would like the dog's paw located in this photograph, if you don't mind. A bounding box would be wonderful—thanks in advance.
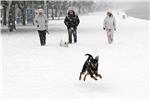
[83,79,86,81]
[79,77,81,80]
[93,77,97,80]
[99,75,102,79]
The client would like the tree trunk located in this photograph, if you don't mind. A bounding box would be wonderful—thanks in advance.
[3,7,7,25]
[22,9,26,25]
[1,1,8,25]
[52,7,54,20]
[79,6,81,14]
[55,7,58,17]
[22,1,26,25]
[8,1,16,32]
[17,1,26,25]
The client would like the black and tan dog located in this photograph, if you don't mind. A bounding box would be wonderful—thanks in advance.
[79,54,102,81]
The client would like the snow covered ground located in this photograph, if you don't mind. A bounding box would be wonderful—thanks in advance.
[1,11,149,100]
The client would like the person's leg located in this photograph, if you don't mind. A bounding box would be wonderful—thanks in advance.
[42,30,46,45]
[110,30,114,43]
[73,29,77,43]
[106,29,111,44]
[40,30,46,46]
[38,30,43,45]
[68,28,72,43]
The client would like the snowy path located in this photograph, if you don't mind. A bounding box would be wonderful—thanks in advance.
[1,12,149,100]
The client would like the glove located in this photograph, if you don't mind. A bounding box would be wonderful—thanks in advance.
[103,27,105,30]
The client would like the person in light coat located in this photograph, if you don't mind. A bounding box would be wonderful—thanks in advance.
[34,9,48,46]
[103,10,116,44]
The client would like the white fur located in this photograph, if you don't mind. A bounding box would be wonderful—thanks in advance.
[59,39,68,47]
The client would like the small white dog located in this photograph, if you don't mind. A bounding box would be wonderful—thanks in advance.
[59,39,69,47]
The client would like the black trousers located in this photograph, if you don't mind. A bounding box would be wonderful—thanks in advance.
[68,28,77,43]
[38,30,46,46]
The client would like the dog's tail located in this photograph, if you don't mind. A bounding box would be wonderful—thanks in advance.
[85,53,93,61]
[85,53,92,57]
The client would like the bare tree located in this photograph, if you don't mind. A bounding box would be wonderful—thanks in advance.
[8,1,16,32]
[1,0,8,25]
[17,1,27,25]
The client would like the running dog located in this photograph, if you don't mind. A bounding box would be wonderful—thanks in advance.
[79,54,102,81]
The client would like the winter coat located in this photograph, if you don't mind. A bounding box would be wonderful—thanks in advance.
[64,15,80,29]
[34,14,48,31]
[103,15,116,30]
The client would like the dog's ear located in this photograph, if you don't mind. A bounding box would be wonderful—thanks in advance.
[95,56,99,61]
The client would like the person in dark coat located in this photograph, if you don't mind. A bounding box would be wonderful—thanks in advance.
[64,10,80,43]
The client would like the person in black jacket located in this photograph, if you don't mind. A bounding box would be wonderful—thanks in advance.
[64,10,80,43]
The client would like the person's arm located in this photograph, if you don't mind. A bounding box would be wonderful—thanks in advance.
[103,17,107,30]
[76,15,80,26]
[64,16,68,26]
[64,16,70,29]
[113,16,116,31]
